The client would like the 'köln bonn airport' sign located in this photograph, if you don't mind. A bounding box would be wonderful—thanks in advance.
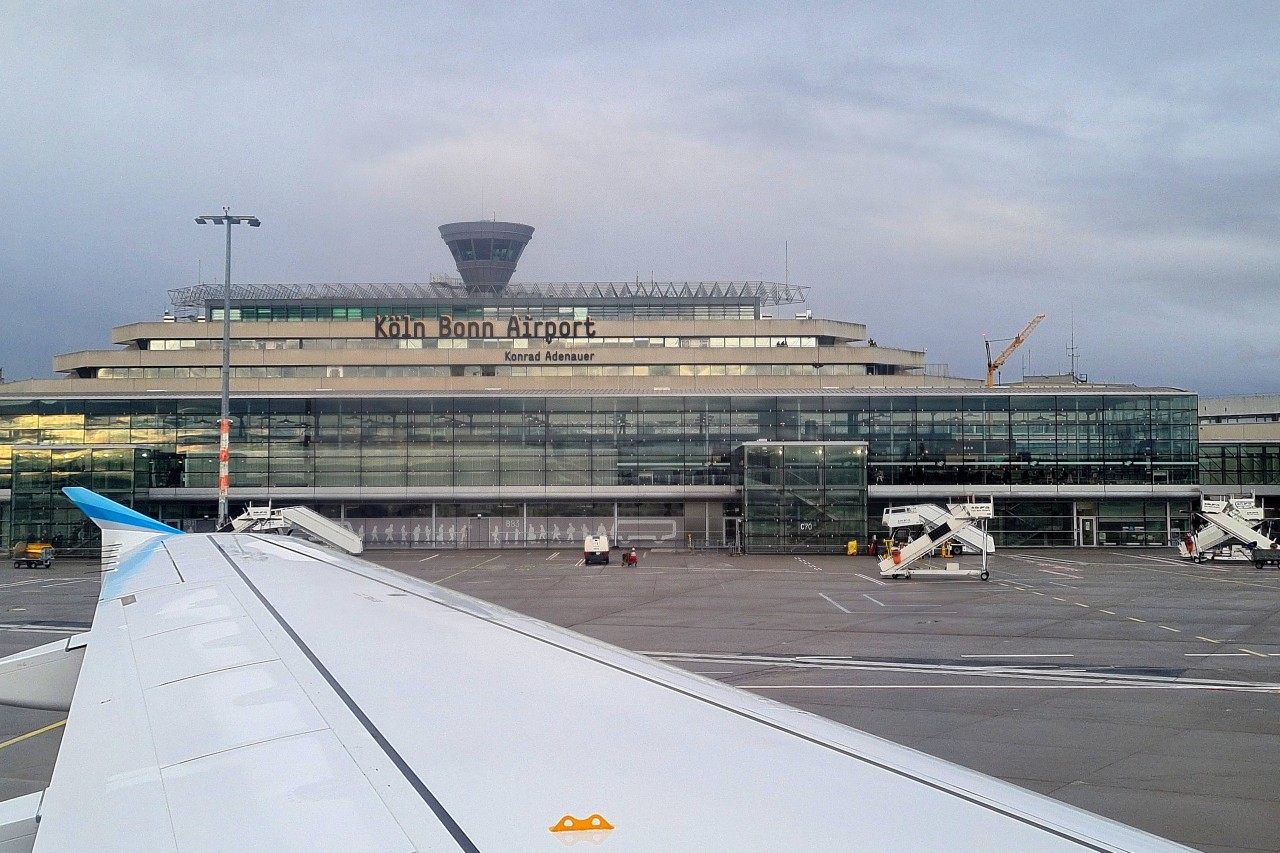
[374,314,599,344]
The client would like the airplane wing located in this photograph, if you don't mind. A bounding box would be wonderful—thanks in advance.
[0,488,1191,851]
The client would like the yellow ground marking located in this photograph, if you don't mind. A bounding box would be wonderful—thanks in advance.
[1238,648,1269,658]
[0,719,66,751]
[1129,563,1280,591]
[1015,584,1212,644]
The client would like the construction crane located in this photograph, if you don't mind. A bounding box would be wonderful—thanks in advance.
[984,313,1046,387]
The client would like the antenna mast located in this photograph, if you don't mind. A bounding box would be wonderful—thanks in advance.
[1067,309,1084,381]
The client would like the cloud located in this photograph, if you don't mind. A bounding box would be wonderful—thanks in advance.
[1,2,1278,395]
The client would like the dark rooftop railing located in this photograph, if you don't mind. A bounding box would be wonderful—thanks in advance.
[169,280,810,308]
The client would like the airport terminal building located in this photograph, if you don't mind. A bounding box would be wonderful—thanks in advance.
[0,222,1204,553]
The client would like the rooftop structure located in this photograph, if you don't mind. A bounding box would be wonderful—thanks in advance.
[168,280,810,312]
[438,220,534,291]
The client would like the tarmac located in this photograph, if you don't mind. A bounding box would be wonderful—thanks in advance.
[2,546,1278,852]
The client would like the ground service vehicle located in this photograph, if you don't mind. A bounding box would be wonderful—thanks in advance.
[11,542,54,569]
[1250,546,1280,569]
[584,533,610,565]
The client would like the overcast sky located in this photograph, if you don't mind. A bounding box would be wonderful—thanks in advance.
[2,2,1277,396]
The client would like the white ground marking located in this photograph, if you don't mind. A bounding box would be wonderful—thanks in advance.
[651,652,1280,692]
[1010,553,1089,566]
[960,654,1075,658]
[417,554,439,562]
[862,594,939,608]
[0,579,62,591]
[819,592,851,613]
[1136,554,1193,566]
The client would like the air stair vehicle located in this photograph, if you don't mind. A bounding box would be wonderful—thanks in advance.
[1178,496,1276,562]
[879,501,994,581]
[227,504,365,554]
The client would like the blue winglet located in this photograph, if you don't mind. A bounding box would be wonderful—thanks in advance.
[62,487,184,535]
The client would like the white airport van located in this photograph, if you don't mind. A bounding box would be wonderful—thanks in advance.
[583,534,610,565]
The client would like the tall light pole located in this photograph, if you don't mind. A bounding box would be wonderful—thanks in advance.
[195,208,260,529]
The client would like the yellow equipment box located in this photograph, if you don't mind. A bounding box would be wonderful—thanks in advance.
[11,542,54,569]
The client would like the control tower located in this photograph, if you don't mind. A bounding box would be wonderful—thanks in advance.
[439,221,535,292]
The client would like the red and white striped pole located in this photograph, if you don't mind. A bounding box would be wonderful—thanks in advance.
[196,208,260,530]
[218,417,231,527]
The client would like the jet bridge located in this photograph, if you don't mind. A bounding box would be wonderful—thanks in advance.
[1178,497,1275,561]
[879,501,993,581]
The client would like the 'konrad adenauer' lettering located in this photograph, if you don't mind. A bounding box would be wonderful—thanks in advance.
[503,351,596,362]
[374,314,597,344]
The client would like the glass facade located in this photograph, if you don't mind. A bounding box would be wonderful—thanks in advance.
[921,498,1194,548]
[1200,442,1280,488]
[95,362,869,380]
[210,302,758,322]
[866,393,1198,486]
[4,445,168,554]
[142,335,823,351]
[0,391,1199,552]
[738,442,868,552]
[446,237,526,264]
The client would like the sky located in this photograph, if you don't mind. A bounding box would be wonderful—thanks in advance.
[2,1,1277,396]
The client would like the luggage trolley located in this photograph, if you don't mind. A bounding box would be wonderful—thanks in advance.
[12,542,55,570]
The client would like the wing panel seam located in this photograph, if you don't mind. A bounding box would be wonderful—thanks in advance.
[209,540,479,853]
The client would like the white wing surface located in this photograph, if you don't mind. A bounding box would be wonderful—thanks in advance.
[6,489,1194,851]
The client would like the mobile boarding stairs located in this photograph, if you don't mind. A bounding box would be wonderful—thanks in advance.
[879,502,995,581]
[227,504,365,555]
[1178,496,1277,562]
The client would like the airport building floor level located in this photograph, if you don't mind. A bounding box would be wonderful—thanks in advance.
[0,389,1207,553]
[1,490,1199,556]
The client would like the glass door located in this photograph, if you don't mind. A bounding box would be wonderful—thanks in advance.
[1078,516,1097,547]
